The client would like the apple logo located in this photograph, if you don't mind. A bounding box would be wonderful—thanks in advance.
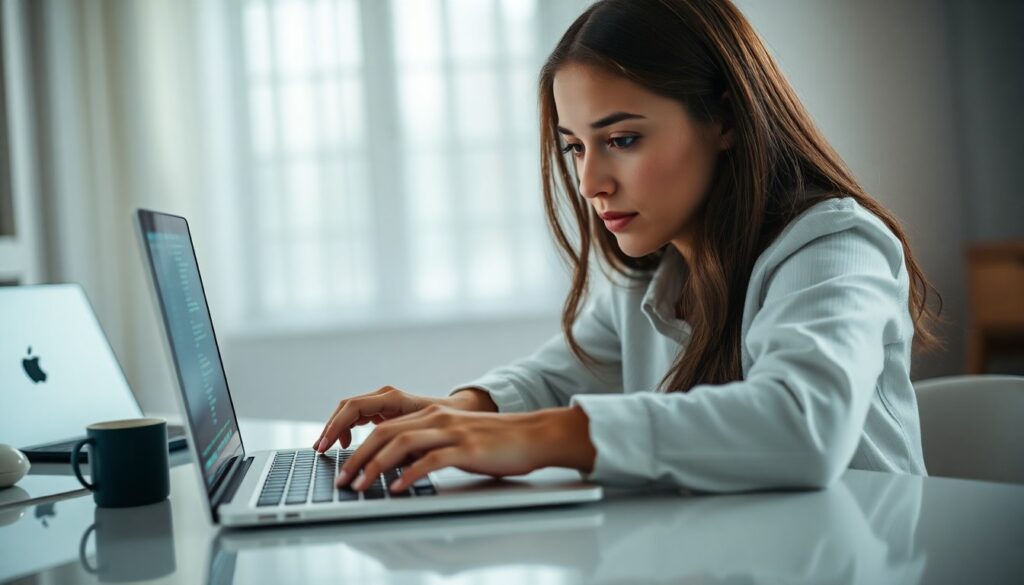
[22,346,47,383]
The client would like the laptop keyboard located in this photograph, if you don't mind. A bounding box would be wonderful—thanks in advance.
[256,449,436,507]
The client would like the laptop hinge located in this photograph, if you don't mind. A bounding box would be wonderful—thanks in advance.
[220,457,254,506]
[210,455,252,513]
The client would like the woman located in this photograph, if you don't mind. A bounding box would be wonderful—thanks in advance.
[314,0,940,494]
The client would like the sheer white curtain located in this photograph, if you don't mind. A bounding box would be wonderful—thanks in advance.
[230,0,565,332]
[15,0,591,413]
[7,0,233,412]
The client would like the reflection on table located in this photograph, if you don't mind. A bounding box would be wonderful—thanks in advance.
[204,475,924,585]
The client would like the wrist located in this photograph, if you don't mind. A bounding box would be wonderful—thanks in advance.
[445,388,498,413]
[532,406,596,474]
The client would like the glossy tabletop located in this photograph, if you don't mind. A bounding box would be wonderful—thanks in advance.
[1,418,1022,584]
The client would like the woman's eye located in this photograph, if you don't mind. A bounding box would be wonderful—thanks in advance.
[561,143,583,156]
[609,135,640,149]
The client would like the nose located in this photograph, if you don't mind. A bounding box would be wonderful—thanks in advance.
[577,151,615,200]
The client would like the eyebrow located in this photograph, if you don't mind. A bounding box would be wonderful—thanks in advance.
[557,111,646,135]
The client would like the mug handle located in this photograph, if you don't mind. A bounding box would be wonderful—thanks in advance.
[78,523,99,574]
[71,438,96,491]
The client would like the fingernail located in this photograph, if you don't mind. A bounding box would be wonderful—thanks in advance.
[353,473,368,491]
[335,470,349,487]
[389,479,402,492]
[317,438,328,453]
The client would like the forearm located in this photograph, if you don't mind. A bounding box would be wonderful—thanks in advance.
[449,389,596,474]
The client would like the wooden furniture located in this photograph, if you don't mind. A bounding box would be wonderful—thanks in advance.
[966,241,1024,373]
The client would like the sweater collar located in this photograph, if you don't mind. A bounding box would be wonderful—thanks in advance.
[640,247,693,343]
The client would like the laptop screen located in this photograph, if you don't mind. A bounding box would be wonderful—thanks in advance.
[137,210,244,494]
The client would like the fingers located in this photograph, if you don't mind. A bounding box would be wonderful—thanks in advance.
[314,397,358,450]
[336,404,452,477]
[314,387,395,450]
[336,411,436,482]
[344,429,455,491]
[315,393,406,453]
[313,416,369,451]
[389,447,462,493]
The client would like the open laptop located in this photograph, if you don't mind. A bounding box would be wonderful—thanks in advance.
[135,209,601,527]
[0,284,186,462]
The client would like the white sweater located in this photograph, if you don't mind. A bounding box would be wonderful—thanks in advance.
[451,197,928,492]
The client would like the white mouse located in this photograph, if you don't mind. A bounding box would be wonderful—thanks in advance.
[0,444,31,488]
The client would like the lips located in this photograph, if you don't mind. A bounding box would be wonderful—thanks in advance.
[601,212,638,233]
[599,211,638,220]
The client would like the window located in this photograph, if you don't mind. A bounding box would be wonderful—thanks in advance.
[233,0,562,330]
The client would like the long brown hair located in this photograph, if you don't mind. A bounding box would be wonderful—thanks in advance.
[539,0,942,392]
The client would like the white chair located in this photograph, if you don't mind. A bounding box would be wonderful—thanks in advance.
[913,375,1024,484]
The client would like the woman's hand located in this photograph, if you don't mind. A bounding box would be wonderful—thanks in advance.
[336,404,596,493]
[313,386,496,453]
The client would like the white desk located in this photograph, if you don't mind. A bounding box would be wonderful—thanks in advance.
[2,418,1023,584]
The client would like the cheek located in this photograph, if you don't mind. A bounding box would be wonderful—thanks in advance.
[632,142,710,216]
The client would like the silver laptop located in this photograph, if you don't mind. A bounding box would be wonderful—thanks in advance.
[0,284,186,462]
[135,209,601,527]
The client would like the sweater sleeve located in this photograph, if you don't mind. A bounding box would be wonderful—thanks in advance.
[571,223,906,491]
[449,288,624,412]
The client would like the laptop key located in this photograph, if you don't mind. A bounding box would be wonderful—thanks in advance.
[363,476,387,500]
[413,485,436,496]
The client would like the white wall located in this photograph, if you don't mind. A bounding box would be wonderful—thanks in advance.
[943,0,1024,374]
[735,0,970,379]
[944,0,1024,243]
[220,313,562,422]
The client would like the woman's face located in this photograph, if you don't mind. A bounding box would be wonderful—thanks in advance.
[552,62,733,259]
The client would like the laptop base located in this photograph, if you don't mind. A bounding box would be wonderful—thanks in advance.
[22,424,188,463]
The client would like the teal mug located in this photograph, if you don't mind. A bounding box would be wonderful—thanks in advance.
[71,418,170,508]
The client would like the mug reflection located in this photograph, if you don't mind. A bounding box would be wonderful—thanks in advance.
[78,499,177,583]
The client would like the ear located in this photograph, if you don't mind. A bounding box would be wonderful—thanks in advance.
[717,90,735,151]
